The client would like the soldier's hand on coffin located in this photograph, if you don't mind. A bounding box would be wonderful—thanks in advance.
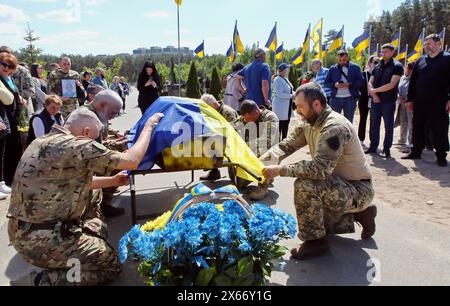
[145,113,164,130]
[262,165,281,180]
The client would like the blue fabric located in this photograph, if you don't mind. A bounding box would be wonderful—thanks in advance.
[92,76,108,89]
[5,77,17,92]
[238,60,272,106]
[127,97,211,170]
[324,62,364,99]
[369,102,396,152]
[330,97,357,123]
[315,67,332,97]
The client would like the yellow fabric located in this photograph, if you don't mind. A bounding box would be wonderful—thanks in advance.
[329,37,343,52]
[174,0,182,6]
[311,19,323,55]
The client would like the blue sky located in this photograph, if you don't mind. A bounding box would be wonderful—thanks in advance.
[0,0,404,56]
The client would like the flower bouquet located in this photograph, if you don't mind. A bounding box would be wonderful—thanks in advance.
[119,183,297,286]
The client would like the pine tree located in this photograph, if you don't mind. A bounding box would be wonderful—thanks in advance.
[185,61,201,99]
[209,65,222,100]
[20,23,43,65]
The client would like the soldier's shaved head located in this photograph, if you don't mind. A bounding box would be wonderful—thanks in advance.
[65,108,104,139]
[90,90,123,123]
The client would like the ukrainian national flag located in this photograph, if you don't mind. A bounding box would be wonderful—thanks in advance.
[407,50,420,62]
[233,21,245,54]
[391,31,400,48]
[174,0,182,6]
[226,43,235,63]
[315,43,328,59]
[127,97,264,183]
[274,43,283,60]
[329,27,344,52]
[352,31,370,56]
[301,26,311,56]
[194,42,205,58]
[291,48,304,65]
[395,47,407,61]
[414,32,424,54]
[265,23,277,52]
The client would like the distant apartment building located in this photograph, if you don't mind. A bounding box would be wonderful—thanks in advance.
[132,46,193,56]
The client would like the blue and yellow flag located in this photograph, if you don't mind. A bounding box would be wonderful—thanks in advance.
[391,31,400,48]
[311,18,323,55]
[274,43,283,60]
[265,23,277,52]
[314,43,328,59]
[291,48,303,65]
[414,32,424,54]
[194,41,205,58]
[233,21,245,54]
[226,42,235,63]
[407,50,420,62]
[301,26,311,56]
[352,30,370,59]
[174,0,182,6]
[395,47,407,61]
[127,97,264,183]
[329,26,344,52]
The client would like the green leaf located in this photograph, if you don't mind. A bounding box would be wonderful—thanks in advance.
[237,256,254,278]
[270,245,288,259]
[233,275,255,287]
[224,266,237,279]
[214,274,233,286]
[195,267,216,287]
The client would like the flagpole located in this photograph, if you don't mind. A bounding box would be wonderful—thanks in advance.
[307,23,311,71]
[274,22,278,75]
[202,40,206,94]
[342,25,345,51]
[421,27,425,56]
[398,27,402,57]
[442,27,446,50]
[319,18,323,61]
[404,44,408,66]
[368,24,372,60]
[177,4,181,96]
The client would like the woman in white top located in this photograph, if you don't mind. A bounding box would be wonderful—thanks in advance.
[223,63,245,112]
[272,63,294,140]
[28,95,64,144]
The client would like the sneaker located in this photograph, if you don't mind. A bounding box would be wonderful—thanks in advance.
[381,150,391,159]
[0,182,12,194]
[0,192,7,200]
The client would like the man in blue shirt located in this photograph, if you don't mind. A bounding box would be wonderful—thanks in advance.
[325,50,364,123]
[311,59,332,102]
[236,48,272,108]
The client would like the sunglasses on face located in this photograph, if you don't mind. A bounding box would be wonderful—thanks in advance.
[0,62,12,69]
[338,54,348,57]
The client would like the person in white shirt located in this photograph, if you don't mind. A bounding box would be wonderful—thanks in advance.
[272,63,294,140]
[223,63,246,111]
[28,95,64,144]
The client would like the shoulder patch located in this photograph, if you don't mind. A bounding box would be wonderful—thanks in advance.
[327,136,341,151]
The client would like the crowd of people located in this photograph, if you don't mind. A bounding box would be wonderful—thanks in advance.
[0,32,448,286]
[0,47,130,202]
[222,34,449,167]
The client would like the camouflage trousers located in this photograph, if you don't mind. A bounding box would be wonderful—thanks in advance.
[102,137,128,207]
[8,190,121,286]
[60,99,79,119]
[294,176,375,241]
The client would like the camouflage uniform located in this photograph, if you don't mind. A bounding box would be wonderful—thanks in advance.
[12,65,35,117]
[218,102,238,123]
[234,107,279,158]
[48,68,81,118]
[261,106,375,241]
[8,125,123,286]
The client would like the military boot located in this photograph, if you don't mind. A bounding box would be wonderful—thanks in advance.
[290,238,330,260]
[199,169,221,182]
[354,206,377,240]
[248,185,269,201]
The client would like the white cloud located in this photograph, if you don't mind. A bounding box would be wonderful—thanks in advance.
[0,4,30,46]
[85,0,107,6]
[144,10,172,18]
[36,9,79,23]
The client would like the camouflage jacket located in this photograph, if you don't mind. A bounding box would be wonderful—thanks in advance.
[12,66,35,100]
[8,125,122,223]
[234,108,279,158]
[218,102,238,123]
[48,69,81,118]
[260,106,372,181]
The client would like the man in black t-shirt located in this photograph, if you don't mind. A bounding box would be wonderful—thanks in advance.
[366,43,404,159]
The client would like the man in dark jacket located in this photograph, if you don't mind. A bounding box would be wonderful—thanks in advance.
[402,34,450,167]
[325,50,364,123]
[366,43,404,159]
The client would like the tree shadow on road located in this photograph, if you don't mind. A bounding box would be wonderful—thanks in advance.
[279,236,379,286]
